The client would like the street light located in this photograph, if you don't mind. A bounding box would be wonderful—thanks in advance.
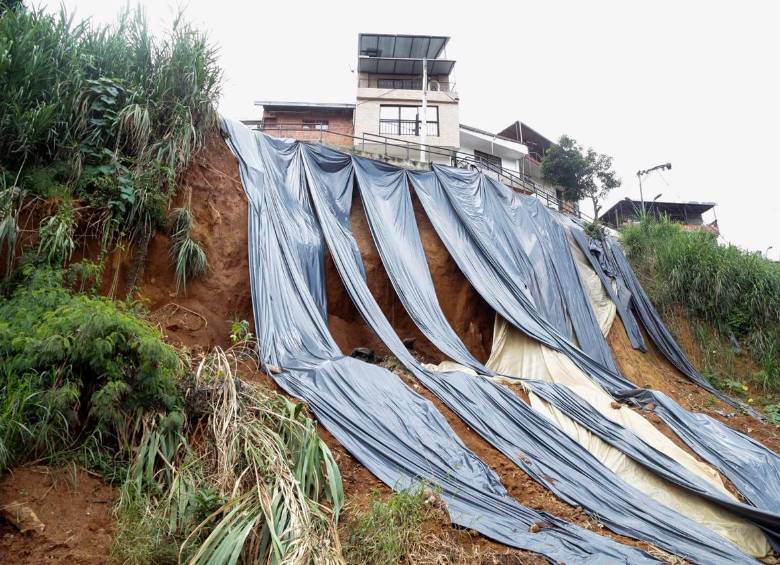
[637,163,672,214]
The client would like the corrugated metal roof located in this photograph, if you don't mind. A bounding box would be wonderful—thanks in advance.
[357,57,455,76]
[358,34,449,59]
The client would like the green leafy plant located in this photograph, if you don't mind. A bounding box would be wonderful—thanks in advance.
[169,206,207,293]
[112,346,344,564]
[342,485,435,565]
[0,264,184,472]
[229,318,253,345]
[541,135,621,217]
[36,201,76,265]
[0,4,220,260]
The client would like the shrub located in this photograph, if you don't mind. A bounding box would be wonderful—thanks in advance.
[0,264,184,471]
[342,485,433,565]
[0,4,220,256]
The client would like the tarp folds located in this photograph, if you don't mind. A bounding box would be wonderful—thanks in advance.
[620,388,780,520]
[223,119,654,564]
[307,149,755,563]
[411,166,780,517]
[569,227,646,351]
[352,156,492,376]
[408,169,634,394]
[530,381,780,548]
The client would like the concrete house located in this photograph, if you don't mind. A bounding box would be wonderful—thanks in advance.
[353,33,459,163]
[249,33,579,216]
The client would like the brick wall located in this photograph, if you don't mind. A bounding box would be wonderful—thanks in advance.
[261,109,354,146]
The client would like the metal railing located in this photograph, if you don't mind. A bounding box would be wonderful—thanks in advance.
[249,123,587,220]
[357,78,456,92]
[379,119,439,137]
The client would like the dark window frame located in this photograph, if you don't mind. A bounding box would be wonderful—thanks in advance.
[302,119,329,131]
[379,105,439,137]
[473,149,502,172]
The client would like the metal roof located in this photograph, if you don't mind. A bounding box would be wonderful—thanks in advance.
[599,199,716,226]
[358,33,449,60]
[254,101,355,111]
[357,56,455,76]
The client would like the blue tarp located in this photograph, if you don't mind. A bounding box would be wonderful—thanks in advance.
[307,147,754,563]
[222,118,656,564]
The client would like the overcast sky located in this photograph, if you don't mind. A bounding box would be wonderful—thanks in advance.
[41,0,779,258]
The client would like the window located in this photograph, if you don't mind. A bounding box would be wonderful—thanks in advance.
[302,120,329,131]
[379,105,439,137]
[474,149,501,172]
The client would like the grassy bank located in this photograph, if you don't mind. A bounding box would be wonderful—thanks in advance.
[621,217,780,414]
[0,3,218,285]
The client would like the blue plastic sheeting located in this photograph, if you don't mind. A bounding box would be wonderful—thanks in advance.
[305,146,754,563]
[408,169,634,394]
[619,388,780,522]
[409,166,780,509]
[568,227,646,351]
[221,119,655,564]
[351,156,493,375]
[528,380,780,548]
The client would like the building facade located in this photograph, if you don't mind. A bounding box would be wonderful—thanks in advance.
[248,33,579,216]
[353,34,460,164]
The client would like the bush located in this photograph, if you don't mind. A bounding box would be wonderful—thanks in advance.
[342,485,432,565]
[621,216,780,390]
[0,4,220,258]
[0,264,184,472]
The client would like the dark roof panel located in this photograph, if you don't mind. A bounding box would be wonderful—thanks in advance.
[357,56,455,76]
[599,199,716,226]
[359,33,450,59]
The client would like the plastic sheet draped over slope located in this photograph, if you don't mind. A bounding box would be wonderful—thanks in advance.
[306,146,756,563]
[408,169,633,394]
[619,388,780,521]
[222,119,655,564]
[410,165,780,515]
[529,380,780,550]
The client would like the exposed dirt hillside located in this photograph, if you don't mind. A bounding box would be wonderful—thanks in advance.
[5,133,778,562]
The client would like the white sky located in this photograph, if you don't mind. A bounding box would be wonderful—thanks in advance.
[41,0,780,258]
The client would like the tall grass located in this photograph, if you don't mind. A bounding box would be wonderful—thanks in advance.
[112,345,345,564]
[169,206,207,293]
[0,4,221,260]
[621,216,780,391]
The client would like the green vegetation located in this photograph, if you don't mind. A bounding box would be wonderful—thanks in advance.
[541,135,621,217]
[0,263,183,475]
[0,5,346,563]
[0,4,220,280]
[112,346,343,564]
[621,216,780,401]
[169,206,207,293]
[342,485,433,565]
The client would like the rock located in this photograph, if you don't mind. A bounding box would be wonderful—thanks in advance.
[610,401,622,410]
[2,502,45,534]
[349,347,376,362]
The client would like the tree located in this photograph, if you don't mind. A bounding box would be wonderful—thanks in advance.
[541,135,621,218]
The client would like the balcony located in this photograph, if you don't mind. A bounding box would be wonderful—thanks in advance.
[358,77,456,93]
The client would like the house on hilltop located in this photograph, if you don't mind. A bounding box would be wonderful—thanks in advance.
[247,33,576,216]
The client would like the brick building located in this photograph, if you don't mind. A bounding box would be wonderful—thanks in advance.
[252,101,355,146]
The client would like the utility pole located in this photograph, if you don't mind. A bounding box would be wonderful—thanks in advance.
[637,163,672,214]
[420,57,428,162]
